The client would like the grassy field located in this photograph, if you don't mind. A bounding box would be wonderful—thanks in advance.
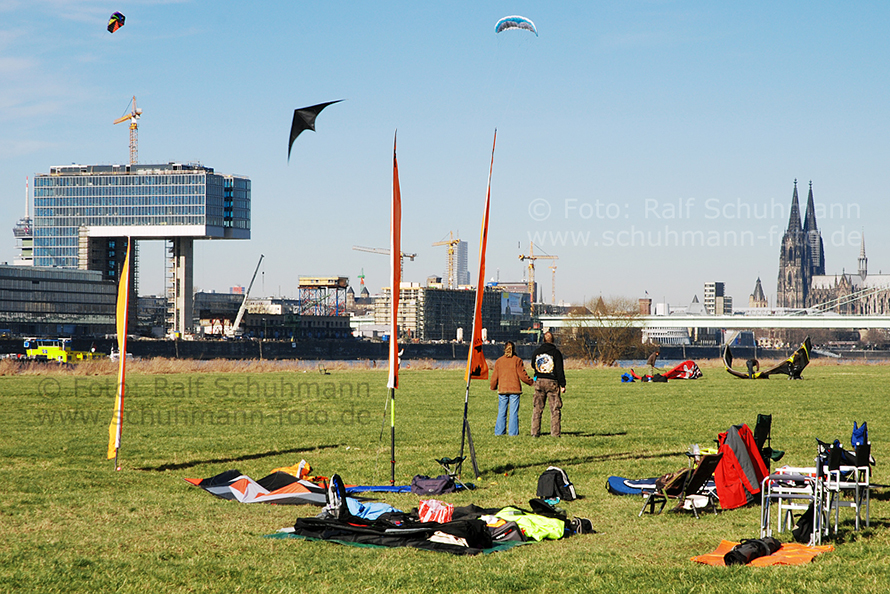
[1,360,889,593]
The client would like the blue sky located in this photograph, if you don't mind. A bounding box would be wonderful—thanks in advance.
[2,1,888,308]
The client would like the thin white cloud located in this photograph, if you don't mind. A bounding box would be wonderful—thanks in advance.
[0,139,59,159]
[0,56,33,74]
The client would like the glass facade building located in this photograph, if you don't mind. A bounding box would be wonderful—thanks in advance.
[33,163,250,268]
[0,265,116,336]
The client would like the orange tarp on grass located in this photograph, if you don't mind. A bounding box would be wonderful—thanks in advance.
[693,540,833,566]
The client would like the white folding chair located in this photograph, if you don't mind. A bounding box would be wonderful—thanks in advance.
[761,470,824,546]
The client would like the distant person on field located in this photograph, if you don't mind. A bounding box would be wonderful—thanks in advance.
[746,358,760,378]
[489,341,534,436]
[531,331,566,437]
[647,350,660,373]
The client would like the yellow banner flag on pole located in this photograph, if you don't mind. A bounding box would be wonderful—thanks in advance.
[107,238,131,463]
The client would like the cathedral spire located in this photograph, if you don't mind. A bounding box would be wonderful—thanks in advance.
[749,277,768,308]
[859,231,867,279]
[803,180,825,276]
[787,179,802,232]
[803,180,818,233]
[777,179,809,309]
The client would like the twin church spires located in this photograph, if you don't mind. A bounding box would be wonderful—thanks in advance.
[777,180,825,308]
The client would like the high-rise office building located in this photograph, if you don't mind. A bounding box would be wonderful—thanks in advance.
[455,239,470,286]
[32,162,250,334]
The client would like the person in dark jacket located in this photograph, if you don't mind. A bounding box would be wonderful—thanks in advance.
[489,341,534,436]
[530,331,566,437]
[646,350,659,373]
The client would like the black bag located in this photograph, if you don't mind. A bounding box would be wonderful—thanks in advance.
[536,466,577,501]
[410,474,456,495]
[791,502,816,544]
[569,518,594,535]
[724,537,781,565]
[489,520,525,542]
[528,498,568,521]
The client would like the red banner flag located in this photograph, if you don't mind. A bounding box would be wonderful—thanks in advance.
[466,131,496,381]
[387,135,401,390]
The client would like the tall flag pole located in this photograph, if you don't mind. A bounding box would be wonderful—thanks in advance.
[459,130,496,480]
[387,131,401,485]
[107,238,132,468]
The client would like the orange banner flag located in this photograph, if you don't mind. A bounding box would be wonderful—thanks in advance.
[466,131,496,381]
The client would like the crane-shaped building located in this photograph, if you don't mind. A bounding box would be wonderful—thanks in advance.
[519,242,558,316]
[112,96,142,165]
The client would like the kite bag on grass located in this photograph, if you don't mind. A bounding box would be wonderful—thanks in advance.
[536,466,577,501]
[411,475,456,495]
[724,537,781,566]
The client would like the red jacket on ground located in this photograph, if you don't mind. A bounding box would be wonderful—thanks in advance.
[714,423,768,510]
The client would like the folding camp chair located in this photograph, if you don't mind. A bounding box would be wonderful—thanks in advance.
[435,456,470,491]
[824,442,871,532]
[639,453,723,519]
[753,414,784,469]
[760,470,824,546]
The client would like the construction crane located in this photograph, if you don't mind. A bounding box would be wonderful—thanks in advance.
[549,264,557,305]
[228,254,264,338]
[432,231,461,289]
[518,242,558,316]
[352,245,417,278]
[113,96,143,165]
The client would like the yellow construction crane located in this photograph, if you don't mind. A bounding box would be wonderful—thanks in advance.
[518,242,557,316]
[113,96,143,165]
[352,245,417,279]
[432,231,461,289]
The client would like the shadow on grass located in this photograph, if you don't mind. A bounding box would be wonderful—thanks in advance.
[826,519,889,544]
[561,431,628,438]
[489,450,684,474]
[136,443,343,472]
[868,486,890,501]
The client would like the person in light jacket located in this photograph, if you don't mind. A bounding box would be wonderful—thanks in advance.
[489,341,534,436]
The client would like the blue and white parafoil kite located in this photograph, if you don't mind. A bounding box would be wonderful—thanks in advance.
[495,15,537,37]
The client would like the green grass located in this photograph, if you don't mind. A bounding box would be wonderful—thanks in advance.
[2,362,890,593]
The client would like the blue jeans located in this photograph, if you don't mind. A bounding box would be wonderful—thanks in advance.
[496,393,521,436]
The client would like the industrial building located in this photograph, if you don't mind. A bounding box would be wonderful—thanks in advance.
[32,162,250,335]
[373,284,521,342]
[0,264,116,336]
[192,292,351,340]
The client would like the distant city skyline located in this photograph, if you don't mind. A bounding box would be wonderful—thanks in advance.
[3,3,888,307]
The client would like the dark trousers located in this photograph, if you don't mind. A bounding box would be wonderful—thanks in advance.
[531,378,562,437]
